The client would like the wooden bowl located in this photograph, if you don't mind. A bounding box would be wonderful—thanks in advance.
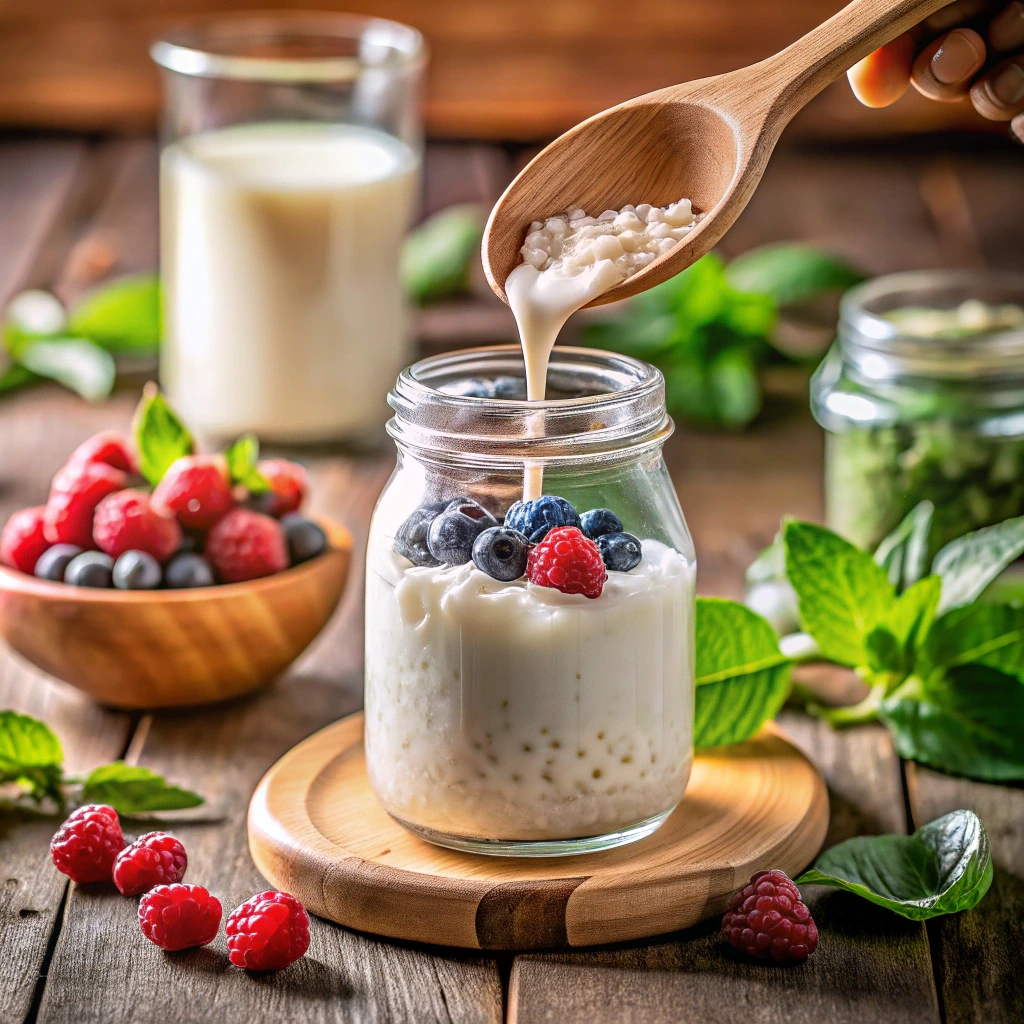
[0,518,352,709]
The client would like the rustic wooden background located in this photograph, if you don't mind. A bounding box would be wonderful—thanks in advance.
[0,0,996,138]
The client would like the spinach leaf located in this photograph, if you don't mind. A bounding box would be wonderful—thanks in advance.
[724,243,864,306]
[932,515,1024,614]
[797,809,992,920]
[81,762,203,814]
[695,598,791,749]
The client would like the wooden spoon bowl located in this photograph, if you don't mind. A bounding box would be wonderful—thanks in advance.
[0,517,352,709]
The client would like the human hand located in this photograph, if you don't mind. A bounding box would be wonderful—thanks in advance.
[848,0,1024,141]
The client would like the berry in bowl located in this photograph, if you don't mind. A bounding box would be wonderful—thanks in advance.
[0,386,350,708]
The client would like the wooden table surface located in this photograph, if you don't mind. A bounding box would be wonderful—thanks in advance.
[0,131,1022,1024]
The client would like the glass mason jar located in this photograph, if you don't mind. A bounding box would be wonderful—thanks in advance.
[812,270,1024,559]
[151,14,426,444]
[365,346,697,857]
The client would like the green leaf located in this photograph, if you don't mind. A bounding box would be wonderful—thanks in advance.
[0,710,64,803]
[4,289,67,351]
[132,383,194,486]
[707,347,761,429]
[918,603,1024,682]
[865,626,905,675]
[879,666,1024,782]
[796,809,992,920]
[18,338,116,402]
[694,598,791,749]
[725,243,863,306]
[67,274,161,353]
[225,434,270,493]
[784,521,896,666]
[81,762,203,814]
[932,515,1024,614]
[874,500,935,591]
[0,363,38,394]
[401,205,485,304]
[889,575,942,654]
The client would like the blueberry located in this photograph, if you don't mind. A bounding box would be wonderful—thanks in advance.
[164,553,216,589]
[112,550,162,590]
[491,376,527,400]
[282,514,327,565]
[174,534,201,555]
[34,544,83,582]
[64,551,114,588]
[596,532,643,572]
[580,508,624,540]
[394,499,453,567]
[472,527,530,581]
[427,499,497,565]
[504,496,580,543]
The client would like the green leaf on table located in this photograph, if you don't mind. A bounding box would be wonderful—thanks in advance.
[932,515,1024,614]
[879,666,1024,782]
[4,289,67,351]
[132,383,194,486]
[694,597,791,749]
[918,603,1024,683]
[81,762,203,814]
[0,710,64,803]
[67,274,161,353]
[18,339,116,402]
[225,433,269,493]
[784,521,896,667]
[796,809,992,920]
[724,243,864,307]
[874,500,935,591]
[401,204,485,304]
[0,363,38,394]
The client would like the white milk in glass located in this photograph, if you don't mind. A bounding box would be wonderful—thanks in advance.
[161,121,419,442]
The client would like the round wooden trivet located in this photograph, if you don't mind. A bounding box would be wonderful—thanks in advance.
[248,713,828,950]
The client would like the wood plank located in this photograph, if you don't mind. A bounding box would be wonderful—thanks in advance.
[508,719,940,1024]
[905,766,1024,1024]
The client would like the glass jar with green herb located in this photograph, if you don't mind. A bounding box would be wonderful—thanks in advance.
[811,271,1024,560]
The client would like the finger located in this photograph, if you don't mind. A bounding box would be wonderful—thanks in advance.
[988,1,1024,52]
[971,54,1024,117]
[848,33,917,107]
[924,0,1000,34]
[912,28,988,99]
[1012,110,1024,139]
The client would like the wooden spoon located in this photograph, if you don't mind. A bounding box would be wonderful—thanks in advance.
[483,0,949,308]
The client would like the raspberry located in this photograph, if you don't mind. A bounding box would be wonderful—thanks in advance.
[93,489,182,562]
[68,431,136,474]
[226,890,310,971]
[139,884,222,951]
[206,509,288,583]
[50,804,125,884]
[44,460,126,548]
[1,506,50,573]
[527,525,606,599]
[255,460,309,517]
[113,831,188,896]
[152,454,234,531]
[721,869,818,963]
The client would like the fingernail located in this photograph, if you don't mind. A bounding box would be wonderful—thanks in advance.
[989,2,1024,53]
[990,62,1024,105]
[932,30,983,85]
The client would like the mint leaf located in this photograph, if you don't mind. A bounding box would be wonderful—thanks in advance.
[874,500,935,591]
[889,575,942,654]
[724,243,863,306]
[918,603,1024,682]
[879,666,1024,781]
[0,710,64,803]
[225,434,269,493]
[81,762,203,814]
[695,598,791,749]
[18,339,116,402]
[132,383,194,486]
[932,515,1024,614]
[797,809,992,920]
[784,521,896,667]
[401,205,484,304]
[67,274,160,353]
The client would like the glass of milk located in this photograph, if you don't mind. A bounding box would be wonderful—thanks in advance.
[151,14,425,443]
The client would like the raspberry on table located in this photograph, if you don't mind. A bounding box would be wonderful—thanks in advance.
[113,831,188,896]
[527,525,607,598]
[1,506,50,574]
[50,804,125,884]
[205,508,288,583]
[93,489,182,563]
[152,454,234,531]
[68,431,137,475]
[255,459,309,518]
[44,460,127,548]
[139,884,222,951]
[721,869,818,964]
[226,890,310,971]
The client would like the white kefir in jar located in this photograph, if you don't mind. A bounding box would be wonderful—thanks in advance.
[161,122,419,442]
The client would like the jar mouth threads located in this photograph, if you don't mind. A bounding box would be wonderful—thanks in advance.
[387,345,673,466]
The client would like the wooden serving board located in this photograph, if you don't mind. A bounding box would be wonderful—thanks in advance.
[248,713,829,950]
